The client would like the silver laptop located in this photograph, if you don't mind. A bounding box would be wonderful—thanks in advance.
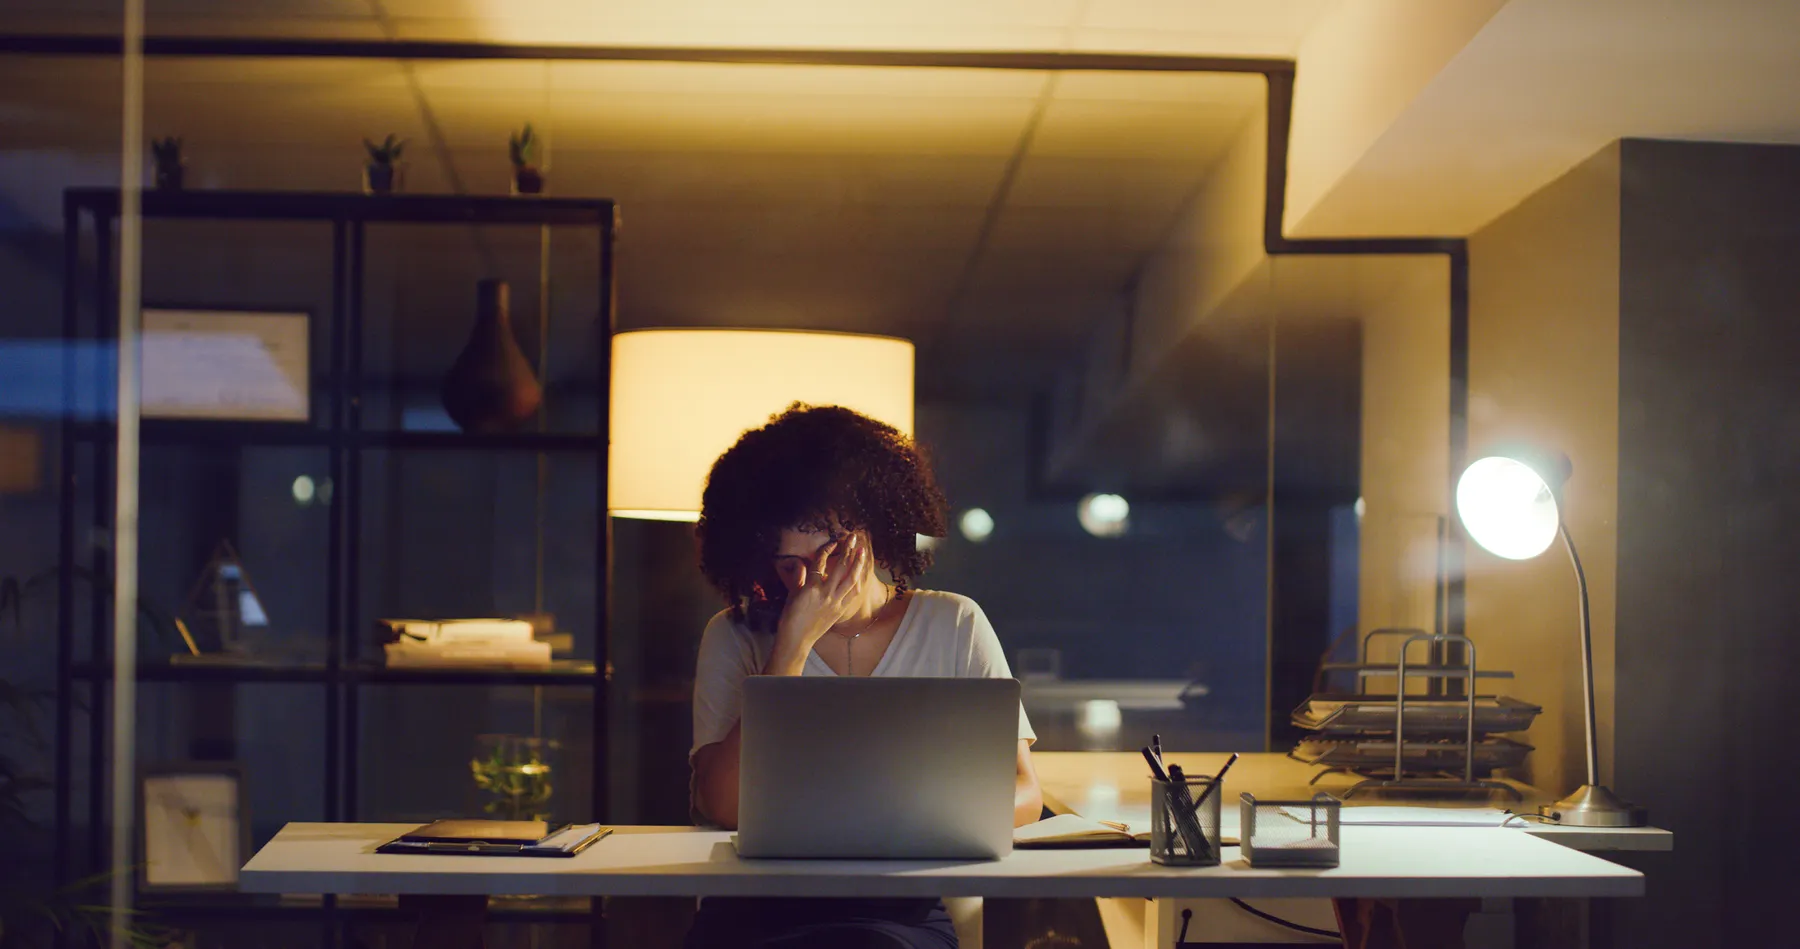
[736,676,1020,860]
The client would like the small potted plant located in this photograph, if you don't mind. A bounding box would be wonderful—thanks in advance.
[150,135,184,190]
[362,134,406,195]
[509,123,544,195]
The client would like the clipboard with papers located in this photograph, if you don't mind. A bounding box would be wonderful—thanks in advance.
[376,820,612,857]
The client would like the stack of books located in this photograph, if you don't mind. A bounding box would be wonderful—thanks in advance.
[378,619,552,669]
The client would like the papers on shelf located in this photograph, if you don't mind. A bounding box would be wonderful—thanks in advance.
[377,618,549,669]
[377,618,534,645]
[382,639,552,669]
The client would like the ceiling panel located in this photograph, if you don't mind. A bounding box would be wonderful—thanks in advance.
[975,155,1202,210]
[619,204,987,254]
[1029,99,1253,161]
[964,248,1146,296]
[947,289,1127,341]
[145,57,410,89]
[1050,70,1268,103]
[414,89,1042,155]
[539,92,1041,156]
[981,204,1174,256]
[548,152,1010,209]
[1076,0,1334,37]
[380,0,1083,49]
[619,248,965,335]
[545,63,1050,99]
[2,0,1331,55]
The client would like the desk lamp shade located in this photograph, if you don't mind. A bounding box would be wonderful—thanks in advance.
[609,329,914,521]
[1455,455,1563,560]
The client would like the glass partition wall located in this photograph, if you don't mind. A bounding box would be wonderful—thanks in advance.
[0,41,1450,947]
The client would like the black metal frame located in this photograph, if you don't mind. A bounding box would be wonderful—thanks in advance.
[54,187,617,945]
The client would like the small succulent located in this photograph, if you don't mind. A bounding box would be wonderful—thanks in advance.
[363,133,406,165]
[508,123,539,169]
[150,135,183,166]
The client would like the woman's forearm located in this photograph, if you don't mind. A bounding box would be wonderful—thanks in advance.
[1013,773,1043,827]
[694,644,811,828]
[1012,740,1042,827]
[693,720,743,829]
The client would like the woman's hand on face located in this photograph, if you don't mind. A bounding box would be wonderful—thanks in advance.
[774,533,869,655]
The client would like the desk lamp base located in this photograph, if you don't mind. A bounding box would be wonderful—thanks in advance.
[1540,784,1648,827]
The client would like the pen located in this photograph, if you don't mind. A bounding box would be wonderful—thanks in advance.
[1144,747,1200,854]
[1188,753,1241,814]
[1164,763,1213,860]
[1141,746,1170,783]
[1152,734,1163,767]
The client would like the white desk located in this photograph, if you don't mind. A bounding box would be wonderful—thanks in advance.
[1032,752,1674,854]
[240,822,1642,901]
[1025,752,1666,947]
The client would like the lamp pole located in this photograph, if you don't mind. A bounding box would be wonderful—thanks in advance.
[1561,524,1600,788]
[1540,522,1646,826]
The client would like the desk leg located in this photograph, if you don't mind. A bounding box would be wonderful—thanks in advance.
[399,894,488,949]
[1334,898,1479,949]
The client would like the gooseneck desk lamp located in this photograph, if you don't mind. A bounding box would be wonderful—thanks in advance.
[1454,451,1648,827]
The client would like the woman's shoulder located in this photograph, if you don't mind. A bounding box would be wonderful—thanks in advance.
[700,608,756,648]
[907,589,987,628]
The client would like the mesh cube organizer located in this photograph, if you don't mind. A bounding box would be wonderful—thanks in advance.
[1240,792,1341,869]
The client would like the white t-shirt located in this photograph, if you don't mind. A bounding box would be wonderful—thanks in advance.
[689,589,1036,760]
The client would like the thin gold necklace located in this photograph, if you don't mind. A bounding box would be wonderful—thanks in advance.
[838,587,896,676]
[844,628,866,676]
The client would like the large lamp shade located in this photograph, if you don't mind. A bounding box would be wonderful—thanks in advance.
[608,329,914,521]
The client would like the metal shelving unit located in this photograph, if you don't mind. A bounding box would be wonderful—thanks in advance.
[53,187,618,946]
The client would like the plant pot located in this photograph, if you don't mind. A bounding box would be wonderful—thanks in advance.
[154,164,185,191]
[512,166,545,195]
[440,279,543,434]
[363,162,403,195]
[470,734,560,821]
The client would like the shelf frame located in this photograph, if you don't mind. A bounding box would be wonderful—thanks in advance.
[54,187,618,947]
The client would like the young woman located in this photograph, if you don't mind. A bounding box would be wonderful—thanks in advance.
[686,404,1040,949]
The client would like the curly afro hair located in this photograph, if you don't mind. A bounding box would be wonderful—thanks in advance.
[697,403,949,633]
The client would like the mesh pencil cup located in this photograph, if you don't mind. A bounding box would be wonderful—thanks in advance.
[1150,776,1221,866]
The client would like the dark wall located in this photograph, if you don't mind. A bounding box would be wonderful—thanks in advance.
[1612,138,1800,945]
[917,402,1270,745]
[0,231,74,845]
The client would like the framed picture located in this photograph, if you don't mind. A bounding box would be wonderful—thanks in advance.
[138,762,250,893]
[141,306,312,422]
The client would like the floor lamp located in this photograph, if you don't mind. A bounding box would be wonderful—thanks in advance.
[608,328,916,521]
[1454,451,1648,827]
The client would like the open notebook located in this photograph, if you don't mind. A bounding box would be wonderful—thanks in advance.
[1014,813,1241,849]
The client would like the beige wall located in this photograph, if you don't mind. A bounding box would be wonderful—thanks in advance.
[1286,0,1507,236]
[1356,259,1451,641]
[1465,142,1620,793]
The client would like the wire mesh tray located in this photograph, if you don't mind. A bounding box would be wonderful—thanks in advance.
[1293,736,1534,775]
[1292,693,1542,736]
